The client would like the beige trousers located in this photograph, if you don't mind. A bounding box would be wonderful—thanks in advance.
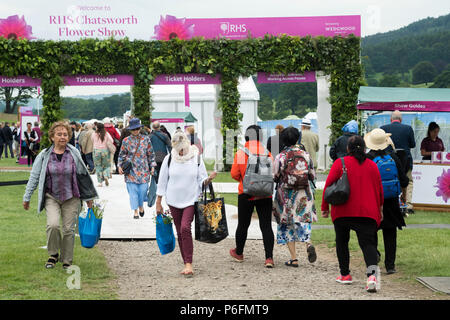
[45,193,81,265]
[406,169,414,209]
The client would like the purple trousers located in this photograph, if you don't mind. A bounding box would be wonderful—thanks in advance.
[169,205,195,264]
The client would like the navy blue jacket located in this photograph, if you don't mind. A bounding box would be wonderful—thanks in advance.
[380,122,416,171]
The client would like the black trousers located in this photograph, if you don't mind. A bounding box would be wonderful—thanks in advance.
[334,217,378,277]
[235,194,274,259]
[154,161,163,184]
[26,147,36,166]
[376,227,397,270]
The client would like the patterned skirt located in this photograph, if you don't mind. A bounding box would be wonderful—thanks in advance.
[277,222,311,245]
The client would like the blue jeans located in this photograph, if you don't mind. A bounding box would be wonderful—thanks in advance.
[126,182,149,210]
[85,152,95,171]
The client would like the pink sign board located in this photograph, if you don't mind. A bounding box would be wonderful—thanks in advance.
[182,15,360,40]
[153,74,221,85]
[357,101,450,112]
[0,76,41,87]
[63,74,134,86]
[257,72,316,83]
[151,118,184,123]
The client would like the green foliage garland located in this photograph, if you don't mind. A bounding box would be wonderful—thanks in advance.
[0,35,362,151]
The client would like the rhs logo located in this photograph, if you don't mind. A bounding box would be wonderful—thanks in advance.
[219,22,247,34]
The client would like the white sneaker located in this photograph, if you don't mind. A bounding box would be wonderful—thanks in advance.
[366,275,377,293]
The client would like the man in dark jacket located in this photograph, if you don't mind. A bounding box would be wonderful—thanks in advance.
[2,122,14,158]
[150,121,172,183]
[381,110,416,214]
[0,122,5,159]
[329,120,358,162]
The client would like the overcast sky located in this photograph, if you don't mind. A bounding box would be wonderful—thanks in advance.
[1,0,448,96]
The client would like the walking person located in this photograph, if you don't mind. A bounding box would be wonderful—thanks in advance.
[329,120,358,162]
[272,127,317,267]
[2,122,14,159]
[381,110,416,214]
[80,123,95,174]
[104,121,121,174]
[91,122,113,187]
[118,118,157,219]
[23,121,98,269]
[155,130,217,276]
[150,121,172,183]
[0,122,5,160]
[300,119,319,171]
[321,135,383,293]
[12,122,20,160]
[185,125,203,155]
[365,128,408,274]
[24,122,38,166]
[229,125,275,268]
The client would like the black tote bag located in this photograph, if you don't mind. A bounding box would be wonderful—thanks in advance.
[194,183,229,243]
[324,157,350,205]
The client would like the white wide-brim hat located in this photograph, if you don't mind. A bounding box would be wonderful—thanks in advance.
[364,128,392,151]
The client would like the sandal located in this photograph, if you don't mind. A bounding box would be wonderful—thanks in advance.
[139,209,145,217]
[45,254,58,269]
[307,244,317,263]
[285,259,299,267]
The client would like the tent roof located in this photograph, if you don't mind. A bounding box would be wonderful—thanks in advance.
[358,86,450,103]
[151,112,197,123]
[357,86,450,112]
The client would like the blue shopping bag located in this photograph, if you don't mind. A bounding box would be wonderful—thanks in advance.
[147,175,157,207]
[78,208,102,248]
[155,214,175,255]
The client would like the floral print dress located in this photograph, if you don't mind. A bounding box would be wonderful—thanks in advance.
[272,145,317,244]
[118,134,157,184]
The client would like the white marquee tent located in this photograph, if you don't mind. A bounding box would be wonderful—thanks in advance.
[149,76,260,167]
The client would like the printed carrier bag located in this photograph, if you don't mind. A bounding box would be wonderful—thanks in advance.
[373,155,401,199]
[281,149,310,189]
[242,147,274,197]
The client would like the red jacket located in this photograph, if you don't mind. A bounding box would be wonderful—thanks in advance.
[104,124,120,146]
[321,156,384,226]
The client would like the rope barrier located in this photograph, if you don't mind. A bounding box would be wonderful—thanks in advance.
[0,180,29,186]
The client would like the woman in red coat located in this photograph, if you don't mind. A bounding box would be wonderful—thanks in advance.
[321,135,383,293]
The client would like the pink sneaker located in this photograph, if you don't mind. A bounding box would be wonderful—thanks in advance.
[336,274,353,284]
[229,248,244,262]
[366,275,377,293]
[264,258,274,268]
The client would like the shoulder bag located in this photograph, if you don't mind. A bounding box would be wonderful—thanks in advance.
[324,157,350,205]
[121,137,141,175]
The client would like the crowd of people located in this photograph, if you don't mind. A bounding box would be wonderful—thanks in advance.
[19,109,446,294]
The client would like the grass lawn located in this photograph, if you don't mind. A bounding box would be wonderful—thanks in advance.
[0,172,118,299]
[0,156,23,168]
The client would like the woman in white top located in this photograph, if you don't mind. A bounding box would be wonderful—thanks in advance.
[156,131,217,276]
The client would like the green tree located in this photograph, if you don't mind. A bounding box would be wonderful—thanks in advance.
[412,61,437,85]
[0,87,36,114]
[431,65,450,88]
[378,73,401,87]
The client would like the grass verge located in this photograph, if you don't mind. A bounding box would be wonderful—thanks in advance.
[0,172,118,300]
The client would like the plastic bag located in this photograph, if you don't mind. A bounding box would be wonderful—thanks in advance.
[78,208,102,248]
[155,213,175,255]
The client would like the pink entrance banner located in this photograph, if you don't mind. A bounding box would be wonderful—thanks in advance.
[153,74,221,85]
[184,15,360,40]
[0,76,41,87]
[63,74,134,86]
[257,72,316,83]
[357,101,450,112]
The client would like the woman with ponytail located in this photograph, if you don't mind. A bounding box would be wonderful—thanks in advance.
[321,135,384,293]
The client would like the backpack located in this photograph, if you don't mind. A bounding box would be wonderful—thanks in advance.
[373,155,401,199]
[281,148,310,190]
[242,147,274,197]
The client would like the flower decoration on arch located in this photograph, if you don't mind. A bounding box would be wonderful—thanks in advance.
[153,15,194,40]
[0,15,34,40]
[434,168,450,203]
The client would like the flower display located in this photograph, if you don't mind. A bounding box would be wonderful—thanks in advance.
[0,15,34,40]
[435,169,450,203]
[153,15,194,40]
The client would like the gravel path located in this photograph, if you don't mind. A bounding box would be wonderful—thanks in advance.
[98,238,448,300]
